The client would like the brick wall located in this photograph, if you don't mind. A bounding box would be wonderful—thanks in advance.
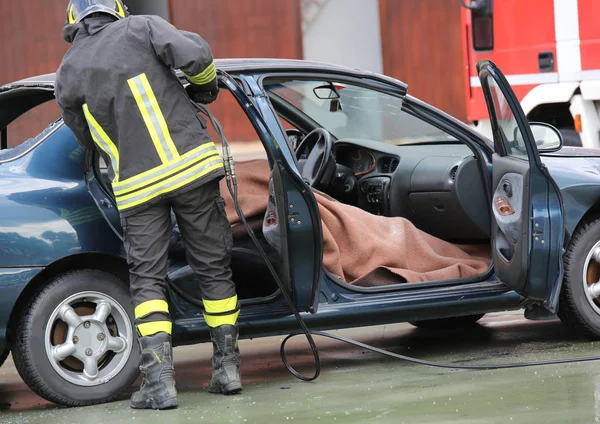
[169,0,303,142]
[379,0,468,122]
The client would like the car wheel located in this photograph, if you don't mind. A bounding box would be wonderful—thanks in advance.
[558,217,600,338]
[12,269,140,406]
[409,314,485,329]
[0,349,9,367]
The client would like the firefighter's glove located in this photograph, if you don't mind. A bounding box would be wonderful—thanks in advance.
[186,84,219,105]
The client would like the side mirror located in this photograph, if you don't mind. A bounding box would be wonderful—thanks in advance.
[460,0,492,15]
[530,122,563,153]
[461,0,494,51]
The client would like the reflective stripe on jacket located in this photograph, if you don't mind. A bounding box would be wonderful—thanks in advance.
[55,15,224,216]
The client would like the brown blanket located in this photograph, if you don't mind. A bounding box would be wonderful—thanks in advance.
[219,160,491,287]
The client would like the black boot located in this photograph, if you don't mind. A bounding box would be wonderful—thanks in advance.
[130,332,178,410]
[207,324,242,395]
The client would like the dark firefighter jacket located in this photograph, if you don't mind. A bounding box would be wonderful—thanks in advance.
[55,14,224,217]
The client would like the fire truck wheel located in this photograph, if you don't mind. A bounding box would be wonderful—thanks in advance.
[558,217,600,339]
[558,128,582,147]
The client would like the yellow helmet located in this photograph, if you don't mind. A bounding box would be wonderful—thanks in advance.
[66,0,128,25]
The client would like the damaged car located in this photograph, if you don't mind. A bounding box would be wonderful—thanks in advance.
[1,59,600,406]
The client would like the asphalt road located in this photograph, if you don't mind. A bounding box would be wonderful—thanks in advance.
[2,311,600,423]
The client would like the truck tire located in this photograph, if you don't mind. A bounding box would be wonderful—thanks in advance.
[558,217,600,338]
[558,128,582,147]
[409,314,484,329]
[12,270,140,406]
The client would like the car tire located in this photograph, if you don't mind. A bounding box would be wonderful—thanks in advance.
[0,349,9,368]
[12,269,140,406]
[409,314,485,329]
[558,217,600,339]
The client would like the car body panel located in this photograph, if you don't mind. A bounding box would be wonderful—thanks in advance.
[0,268,42,352]
[172,279,522,344]
[0,125,122,267]
[541,155,600,238]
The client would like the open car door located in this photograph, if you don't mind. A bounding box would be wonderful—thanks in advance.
[478,60,565,311]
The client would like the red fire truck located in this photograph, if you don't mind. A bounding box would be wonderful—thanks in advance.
[461,0,600,147]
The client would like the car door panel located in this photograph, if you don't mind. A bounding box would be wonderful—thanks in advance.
[478,60,564,310]
[491,155,529,293]
[244,74,324,312]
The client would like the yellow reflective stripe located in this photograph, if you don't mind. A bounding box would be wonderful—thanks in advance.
[184,62,216,85]
[112,143,220,195]
[137,321,172,336]
[68,5,76,24]
[203,296,238,314]
[128,73,179,163]
[138,74,179,159]
[135,299,169,319]
[82,104,120,183]
[116,0,126,18]
[116,158,223,210]
[116,155,220,202]
[204,310,240,328]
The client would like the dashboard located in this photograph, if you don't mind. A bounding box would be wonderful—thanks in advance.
[330,139,491,242]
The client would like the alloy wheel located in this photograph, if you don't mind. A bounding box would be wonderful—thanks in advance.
[44,291,134,386]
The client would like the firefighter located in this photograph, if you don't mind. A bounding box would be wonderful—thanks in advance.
[55,0,242,410]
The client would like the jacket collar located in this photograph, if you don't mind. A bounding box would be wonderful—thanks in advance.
[62,15,118,44]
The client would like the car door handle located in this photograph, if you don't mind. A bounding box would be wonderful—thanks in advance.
[502,179,513,198]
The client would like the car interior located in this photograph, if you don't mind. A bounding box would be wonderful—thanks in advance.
[262,78,491,243]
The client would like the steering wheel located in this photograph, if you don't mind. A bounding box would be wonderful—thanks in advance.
[294,128,335,189]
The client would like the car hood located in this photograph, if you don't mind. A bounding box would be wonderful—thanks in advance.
[542,146,600,158]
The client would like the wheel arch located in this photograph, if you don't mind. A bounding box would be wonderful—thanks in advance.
[6,252,128,345]
[521,82,578,118]
[527,102,574,128]
[572,200,600,237]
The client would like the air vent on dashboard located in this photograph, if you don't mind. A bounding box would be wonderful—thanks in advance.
[449,166,458,182]
[380,157,399,173]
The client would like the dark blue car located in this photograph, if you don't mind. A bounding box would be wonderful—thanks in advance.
[1,59,600,406]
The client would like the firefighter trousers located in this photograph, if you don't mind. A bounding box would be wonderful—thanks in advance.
[121,179,239,336]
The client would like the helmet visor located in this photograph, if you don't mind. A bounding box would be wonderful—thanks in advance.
[68,0,125,24]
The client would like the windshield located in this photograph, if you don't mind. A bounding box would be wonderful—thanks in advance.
[264,79,457,145]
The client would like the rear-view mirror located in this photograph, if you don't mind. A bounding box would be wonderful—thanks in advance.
[313,83,343,113]
[313,84,340,100]
[530,122,563,153]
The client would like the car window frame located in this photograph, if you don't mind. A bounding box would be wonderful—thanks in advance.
[0,119,65,165]
[258,72,467,148]
[0,86,64,164]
